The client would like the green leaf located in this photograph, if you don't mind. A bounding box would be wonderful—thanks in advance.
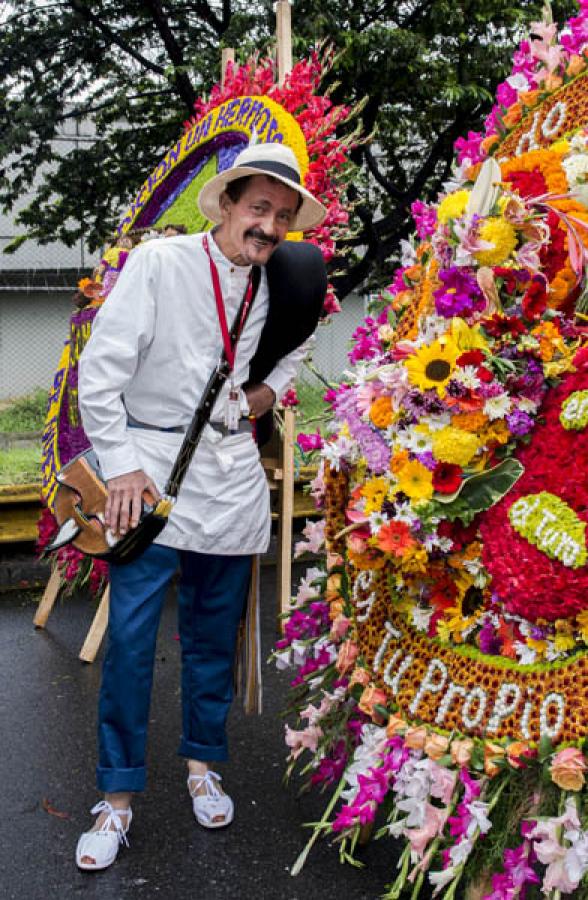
[435,458,524,515]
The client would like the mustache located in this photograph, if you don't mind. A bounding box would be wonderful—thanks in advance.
[244,228,278,246]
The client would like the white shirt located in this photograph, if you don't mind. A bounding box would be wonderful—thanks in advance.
[78,232,309,554]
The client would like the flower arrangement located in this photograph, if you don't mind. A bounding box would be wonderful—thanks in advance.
[280,4,588,897]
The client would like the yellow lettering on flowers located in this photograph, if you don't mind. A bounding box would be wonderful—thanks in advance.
[509,492,587,569]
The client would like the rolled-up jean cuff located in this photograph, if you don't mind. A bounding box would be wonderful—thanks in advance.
[96,765,147,793]
[178,737,228,762]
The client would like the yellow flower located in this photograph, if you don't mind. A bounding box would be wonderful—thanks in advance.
[369,395,394,429]
[449,319,489,353]
[474,217,518,266]
[479,420,510,446]
[395,460,434,501]
[437,189,470,223]
[432,427,479,466]
[405,337,460,396]
[554,633,576,652]
[526,638,548,657]
[361,476,389,514]
[399,545,429,574]
[576,610,588,643]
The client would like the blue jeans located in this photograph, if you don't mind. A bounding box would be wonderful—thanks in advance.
[96,543,252,793]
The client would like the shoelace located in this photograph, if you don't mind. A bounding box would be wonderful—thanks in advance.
[188,770,224,801]
[90,800,131,847]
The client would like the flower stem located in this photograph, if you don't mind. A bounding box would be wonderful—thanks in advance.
[290,775,346,876]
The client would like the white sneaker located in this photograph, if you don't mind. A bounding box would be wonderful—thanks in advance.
[188,770,234,829]
[75,800,132,871]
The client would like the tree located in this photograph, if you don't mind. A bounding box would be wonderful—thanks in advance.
[0,0,577,296]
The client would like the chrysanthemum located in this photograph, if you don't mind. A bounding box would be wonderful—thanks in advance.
[474,217,518,266]
[432,426,479,466]
[394,459,434,501]
[405,337,460,397]
[436,189,470,224]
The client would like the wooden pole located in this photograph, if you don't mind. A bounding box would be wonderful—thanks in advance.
[33,565,62,628]
[79,585,110,663]
[221,48,235,87]
[276,408,296,623]
[275,1,293,87]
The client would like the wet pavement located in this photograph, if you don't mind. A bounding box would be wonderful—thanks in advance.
[0,563,393,900]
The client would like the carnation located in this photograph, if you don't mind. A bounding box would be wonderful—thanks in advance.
[432,426,479,466]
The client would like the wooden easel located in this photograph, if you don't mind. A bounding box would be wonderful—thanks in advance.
[34,2,299,659]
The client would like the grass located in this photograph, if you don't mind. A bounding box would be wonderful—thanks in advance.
[0,447,41,485]
[0,389,48,433]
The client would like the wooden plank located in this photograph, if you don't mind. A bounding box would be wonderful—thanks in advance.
[276,1,293,87]
[0,482,42,503]
[33,565,62,628]
[276,408,295,626]
[79,586,110,663]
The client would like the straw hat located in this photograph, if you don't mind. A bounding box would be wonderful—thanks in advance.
[197,143,327,232]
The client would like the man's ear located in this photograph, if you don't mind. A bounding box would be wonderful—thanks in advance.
[219,190,232,217]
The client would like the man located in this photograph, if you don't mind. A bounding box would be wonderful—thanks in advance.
[75,142,327,870]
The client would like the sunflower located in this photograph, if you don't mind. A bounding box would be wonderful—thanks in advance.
[404,336,460,396]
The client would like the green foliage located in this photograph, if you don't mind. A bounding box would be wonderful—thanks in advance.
[295,380,327,423]
[0,447,41,484]
[0,0,578,295]
[0,390,48,433]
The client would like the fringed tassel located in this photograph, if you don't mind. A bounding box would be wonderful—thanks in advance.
[234,555,263,715]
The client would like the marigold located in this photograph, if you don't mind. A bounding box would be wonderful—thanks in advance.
[369,395,394,429]
[394,459,434,501]
[432,426,479,466]
[390,449,410,474]
[474,217,518,266]
[451,410,489,432]
[437,189,470,224]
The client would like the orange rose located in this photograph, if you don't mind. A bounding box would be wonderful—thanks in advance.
[329,599,345,621]
[424,733,449,761]
[502,103,522,128]
[326,551,343,571]
[326,573,342,603]
[336,640,358,675]
[358,685,388,722]
[567,54,586,76]
[386,714,407,738]
[481,135,500,154]
[518,90,540,108]
[550,747,587,791]
[543,73,563,92]
[404,726,428,750]
[451,738,474,767]
[484,741,506,778]
[349,666,371,688]
[506,741,532,770]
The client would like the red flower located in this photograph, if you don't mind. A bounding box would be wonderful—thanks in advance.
[476,366,494,383]
[457,350,485,367]
[522,277,548,320]
[573,345,588,371]
[482,314,527,338]
[432,463,463,494]
[376,520,416,557]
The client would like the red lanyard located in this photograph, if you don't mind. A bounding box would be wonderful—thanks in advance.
[203,234,254,372]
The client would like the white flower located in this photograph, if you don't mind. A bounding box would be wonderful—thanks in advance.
[396,796,427,828]
[450,837,475,867]
[274,648,292,670]
[466,801,492,838]
[419,412,451,432]
[517,397,538,414]
[400,238,417,267]
[562,153,588,185]
[483,394,513,420]
[322,434,357,469]
[452,365,481,390]
[412,605,434,631]
[429,865,457,892]
[293,567,325,607]
[507,72,530,91]
[516,639,538,664]
[393,501,418,526]
[397,429,433,454]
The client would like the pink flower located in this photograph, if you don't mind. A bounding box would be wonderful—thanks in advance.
[284,723,323,759]
[428,762,457,805]
[406,803,448,857]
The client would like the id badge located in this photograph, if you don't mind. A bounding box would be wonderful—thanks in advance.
[225,386,241,433]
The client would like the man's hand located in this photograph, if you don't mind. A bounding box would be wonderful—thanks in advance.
[244,383,276,418]
[105,470,160,536]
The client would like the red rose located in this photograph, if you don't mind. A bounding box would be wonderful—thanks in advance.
[432,462,463,494]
